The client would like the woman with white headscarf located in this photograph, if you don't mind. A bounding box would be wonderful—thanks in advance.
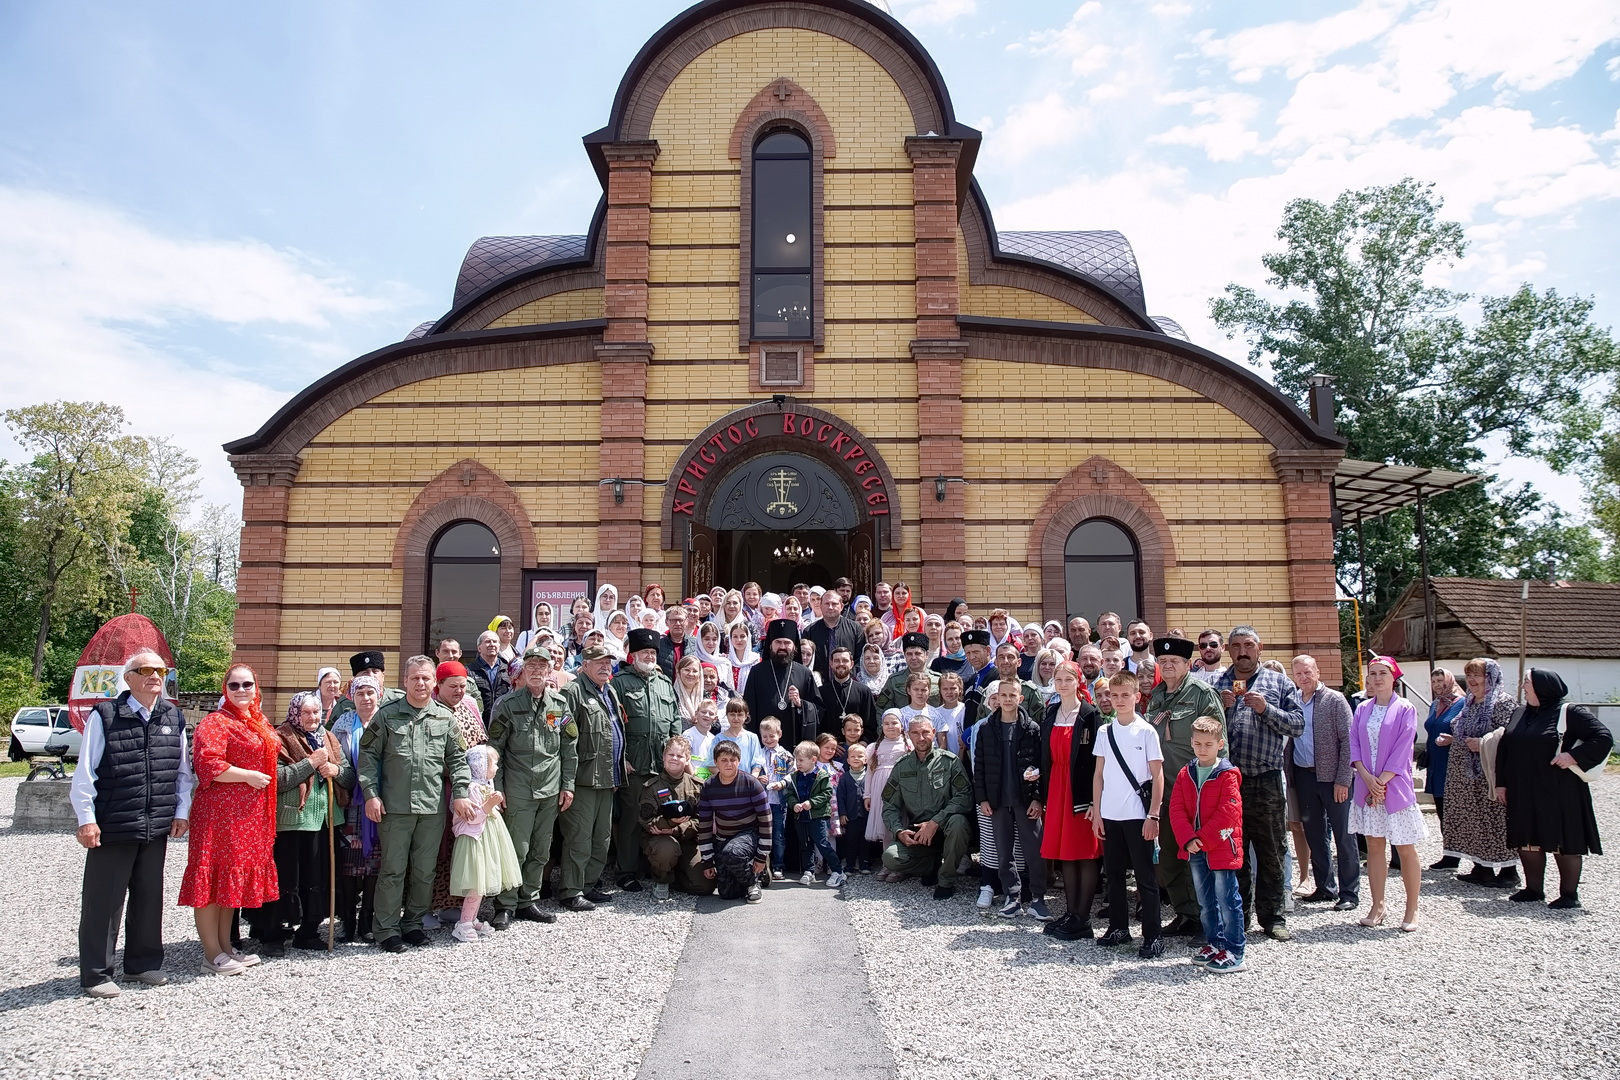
[604,611,631,662]
[591,584,620,630]
[725,621,759,694]
[314,667,343,726]
[695,619,733,690]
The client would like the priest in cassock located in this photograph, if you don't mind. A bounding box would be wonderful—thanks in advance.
[818,645,878,741]
[742,619,822,745]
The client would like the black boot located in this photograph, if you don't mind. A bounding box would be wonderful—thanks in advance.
[1428,855,1459,870]
[1496,866,1520,887]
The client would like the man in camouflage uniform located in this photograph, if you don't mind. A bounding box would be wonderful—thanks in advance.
[556,645,624,911]
[610,628,682,890]
[358,655,473,953]
[882,715,973,900]
[485,647,578,927]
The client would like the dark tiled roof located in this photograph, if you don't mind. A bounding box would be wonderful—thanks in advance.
[1433,578,1620,659]
[1152,315,1189,340]
[997,230,1145,314]
[454,235,590,305]
[404,321,435,341]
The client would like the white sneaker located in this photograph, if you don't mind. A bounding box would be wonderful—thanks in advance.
[800,871,816,885]
[228,949,261,968]
[977,885,995,910]
[421,913,442,930]
[827,872,847,888]
[450,921,481,943]
[653,882,671,901]
[200,953,246,976]
[772,869,784,880]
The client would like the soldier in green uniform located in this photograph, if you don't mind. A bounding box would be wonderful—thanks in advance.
[329,650,404,727]
[557,645,624,912]
[638,735,713,900]
[485,646,578,927]
[966,642,1044,726]
[877,633,942,711]
[610,628,682,891]
[358,655,473,953]
[882,715,973,900]
[1143,635,1226,937]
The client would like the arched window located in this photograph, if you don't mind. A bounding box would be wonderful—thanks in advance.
[1064,519,1140,626]
[751,129,812,339]
[426,521,501,653]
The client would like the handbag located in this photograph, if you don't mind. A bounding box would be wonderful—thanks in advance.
[1555,704,1607,784]
[1105,725,1156,816]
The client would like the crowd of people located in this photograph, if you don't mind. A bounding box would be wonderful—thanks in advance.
[69,577,1612,995]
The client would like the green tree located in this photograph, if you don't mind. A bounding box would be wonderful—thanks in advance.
[1210,179,1619,652]
[3,402,148,682]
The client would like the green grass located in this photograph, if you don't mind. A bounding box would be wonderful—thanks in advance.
[0,760,74,778]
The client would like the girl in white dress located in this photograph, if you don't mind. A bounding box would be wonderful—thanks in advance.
[1348,656,1428,932]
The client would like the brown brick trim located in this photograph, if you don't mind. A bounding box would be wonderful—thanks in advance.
[225,322,605,457]
[442,267,605,333]
[1030,456,1178,628]
[734,87,829,350]
[657,400,903,551]
[729,79,838,160]
[612,3,948,146]
[393,459,537,660]
[960,319,1342,453]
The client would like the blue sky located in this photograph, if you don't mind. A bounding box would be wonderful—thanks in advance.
[1,0,1616,512]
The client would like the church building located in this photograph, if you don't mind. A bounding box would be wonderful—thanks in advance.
[226,0,1346,705]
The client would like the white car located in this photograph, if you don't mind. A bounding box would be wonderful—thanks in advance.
[7,706,80,760]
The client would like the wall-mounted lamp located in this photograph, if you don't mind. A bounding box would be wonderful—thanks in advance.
[771,393,787,408]
[934,475,966,501]
[600,478,666,505]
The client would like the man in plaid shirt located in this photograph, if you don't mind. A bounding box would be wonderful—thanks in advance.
[1216,626,1305,941]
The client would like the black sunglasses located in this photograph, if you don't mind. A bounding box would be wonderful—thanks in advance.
[227,680,255,691]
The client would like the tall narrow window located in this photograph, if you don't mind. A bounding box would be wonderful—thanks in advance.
[1064,519,1140,625]
[752,129,811,339]
[426,521,501,653]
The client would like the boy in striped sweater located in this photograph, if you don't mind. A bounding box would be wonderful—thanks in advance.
[698,740,773,903]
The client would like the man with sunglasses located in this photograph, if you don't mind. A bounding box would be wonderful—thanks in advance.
[70,651,194,998]
[1190,630,1227,685]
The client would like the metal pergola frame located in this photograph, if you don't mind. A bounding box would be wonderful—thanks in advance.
[1333,459,1484,690]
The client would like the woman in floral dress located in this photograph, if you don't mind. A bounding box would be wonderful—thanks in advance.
[1438,657,1518,885]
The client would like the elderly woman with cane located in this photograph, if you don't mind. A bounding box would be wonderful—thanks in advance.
[260,692,352,956]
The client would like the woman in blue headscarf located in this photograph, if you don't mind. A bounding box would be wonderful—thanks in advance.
[1435,657,1517,886]
[1422,667,1466,870]
[331,675,383,942]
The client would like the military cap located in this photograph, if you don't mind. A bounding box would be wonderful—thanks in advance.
[580,644,614,662]
[1153,636,1195,661]
[350,650,385,675]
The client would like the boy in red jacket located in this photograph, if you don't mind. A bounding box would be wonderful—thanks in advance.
[1170,717,1246,972]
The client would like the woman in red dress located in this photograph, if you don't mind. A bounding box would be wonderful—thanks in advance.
[179,664,279,975]
[1039,661,1105,940]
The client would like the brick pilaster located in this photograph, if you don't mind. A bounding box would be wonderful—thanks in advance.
[229,454,300,703]
[598,140,659,598]
[907,137,967,608]
[1272,450,1346,684]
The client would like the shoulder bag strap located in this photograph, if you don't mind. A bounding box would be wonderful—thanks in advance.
[1105,725,1150,812]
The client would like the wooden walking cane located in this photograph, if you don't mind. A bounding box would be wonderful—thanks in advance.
[326,775,336,952]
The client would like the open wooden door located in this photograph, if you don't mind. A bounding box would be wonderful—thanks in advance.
[848,518,880,598]
[685,520,718,598]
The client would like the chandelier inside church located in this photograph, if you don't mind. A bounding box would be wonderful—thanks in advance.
[772,537,815,566]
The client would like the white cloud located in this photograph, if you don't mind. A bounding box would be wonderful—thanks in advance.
[0,187,396,506]
[889,0,976,26]
[1198,0,1411,81]
[985,92,1092,162]
[1016,2,1113,76]
[1150,91,1264,161]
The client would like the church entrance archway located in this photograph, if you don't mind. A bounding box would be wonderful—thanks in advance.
[683,452,880,597]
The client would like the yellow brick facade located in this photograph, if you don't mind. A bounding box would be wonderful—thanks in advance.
[231,6,1343,706]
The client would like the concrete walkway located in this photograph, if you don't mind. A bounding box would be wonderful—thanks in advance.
[637,881,896,1079]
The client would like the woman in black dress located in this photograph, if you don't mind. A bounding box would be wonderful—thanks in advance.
[1495,669,1613,909]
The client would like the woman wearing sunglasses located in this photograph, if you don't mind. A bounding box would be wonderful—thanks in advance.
[177,665,281,975]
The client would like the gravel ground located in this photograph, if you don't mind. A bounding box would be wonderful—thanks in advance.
[847,775,1620,1080]
[0,777,692,1079]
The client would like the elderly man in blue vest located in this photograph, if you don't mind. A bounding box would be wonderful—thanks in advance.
[69,650,195,998]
